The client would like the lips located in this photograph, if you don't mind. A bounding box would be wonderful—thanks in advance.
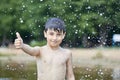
[51,40,57,43]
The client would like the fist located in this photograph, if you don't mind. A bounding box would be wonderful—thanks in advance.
[14,32,23,49]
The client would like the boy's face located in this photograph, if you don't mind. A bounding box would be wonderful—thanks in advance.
[44,29,65,48]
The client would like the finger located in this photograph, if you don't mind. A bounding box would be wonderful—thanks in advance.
[14,39,21,43]
[16,32,21,39]
[15,45,19,48]
[14,43,21,48]
[14,41,21,45]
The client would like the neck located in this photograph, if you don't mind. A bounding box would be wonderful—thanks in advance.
[46,44,60,51]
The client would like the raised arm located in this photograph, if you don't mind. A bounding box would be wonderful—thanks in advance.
[66,52,75,80]
[14,32,40,56]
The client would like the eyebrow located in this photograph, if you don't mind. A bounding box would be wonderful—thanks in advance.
[48,30,63,35]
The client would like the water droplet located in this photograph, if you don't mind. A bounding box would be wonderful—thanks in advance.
[69,5,72,8]
[10,8,12,10]
[85,74,88,77]
[25,36,28,38]
[100,13,103,16]
[87,6,91,9]
[22,5,25,8]
[20,18,24,23]
[63,2,66,4]
[88,36,90,39]
[31,0,33,3]
[86,23,88,26]
[52,0,55,2]
[38,25,41,27]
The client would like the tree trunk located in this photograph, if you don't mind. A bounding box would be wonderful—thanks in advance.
[99,25,111,47]
[1,33,8,47]
[82,34,88,48]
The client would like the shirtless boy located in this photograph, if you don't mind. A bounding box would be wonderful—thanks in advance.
[14,18,75,80]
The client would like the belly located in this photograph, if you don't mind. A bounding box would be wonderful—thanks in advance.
[37,65,66,80]
[52,65,66,80]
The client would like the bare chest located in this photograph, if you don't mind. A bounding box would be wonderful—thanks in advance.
[41,52,68,66]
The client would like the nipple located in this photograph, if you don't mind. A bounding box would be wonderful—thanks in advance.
[44,60,46,63]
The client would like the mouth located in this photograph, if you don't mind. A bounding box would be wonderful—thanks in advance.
[51,40,57,43]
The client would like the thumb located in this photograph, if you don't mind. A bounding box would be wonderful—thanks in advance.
[16,32,21,39]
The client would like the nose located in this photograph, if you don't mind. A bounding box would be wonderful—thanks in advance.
[53,35,57,40]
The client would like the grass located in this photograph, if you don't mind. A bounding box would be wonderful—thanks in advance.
[0,61,37,80]
[0,61,113,80]
[74,65,113,80]
[92,51,104,59]
[0,53,15,57]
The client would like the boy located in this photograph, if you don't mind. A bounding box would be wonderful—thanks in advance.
[14,18,75,80]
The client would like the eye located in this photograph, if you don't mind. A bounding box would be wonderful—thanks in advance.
[57,33,62,36]
[49,32,54,35]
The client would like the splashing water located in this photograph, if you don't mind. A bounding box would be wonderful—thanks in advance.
[113,67,120,80]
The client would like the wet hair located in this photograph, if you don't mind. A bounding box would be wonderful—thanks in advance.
[45,18,66,33]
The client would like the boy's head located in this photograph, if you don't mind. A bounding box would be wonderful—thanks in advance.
[45,18,66,33]
[44,18,66,47]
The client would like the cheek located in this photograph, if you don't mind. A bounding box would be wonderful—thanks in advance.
[58,36,64,41]
[47,36,51,40]
[61,35,65,39]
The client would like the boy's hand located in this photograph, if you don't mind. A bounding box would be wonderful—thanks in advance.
[14,32,23,49]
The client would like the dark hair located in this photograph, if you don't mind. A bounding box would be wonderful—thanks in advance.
[45,18,66,33]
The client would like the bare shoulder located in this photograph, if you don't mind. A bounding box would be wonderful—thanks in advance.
[40,45,47,50]
[33,46,43,52]
[33,46,41,56]
[61,48,72,56]
[34,45,46,49]
[38,45,48,53]
[34,46,40,49]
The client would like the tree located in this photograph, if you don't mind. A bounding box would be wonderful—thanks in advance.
[0,0,120,47]
[0,0,21,46]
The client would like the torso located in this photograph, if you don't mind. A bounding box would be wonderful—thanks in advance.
[36,46,70,80]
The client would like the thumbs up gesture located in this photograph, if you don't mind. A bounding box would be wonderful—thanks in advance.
[14,32,23,49]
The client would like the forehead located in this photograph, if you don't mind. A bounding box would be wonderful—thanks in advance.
[47,29,63,33]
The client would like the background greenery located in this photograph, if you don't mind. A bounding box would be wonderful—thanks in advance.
[0,0,120,47]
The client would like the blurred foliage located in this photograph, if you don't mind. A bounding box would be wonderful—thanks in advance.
[30,40,46,47]
[0,0,120,47]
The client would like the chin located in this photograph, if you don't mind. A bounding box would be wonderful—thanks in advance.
[51,44,58,47]
[50,44,59,47]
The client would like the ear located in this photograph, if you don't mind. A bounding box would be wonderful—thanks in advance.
[62,32,66,39]
[44,31,47,38]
